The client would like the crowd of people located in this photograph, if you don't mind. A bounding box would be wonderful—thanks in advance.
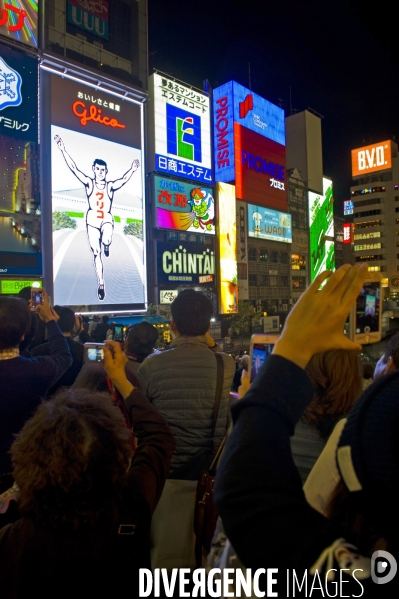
[0,265,398,597]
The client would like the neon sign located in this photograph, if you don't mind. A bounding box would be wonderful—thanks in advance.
[72,101,126,129]
[0,3,27,32]
[0,1,38,48]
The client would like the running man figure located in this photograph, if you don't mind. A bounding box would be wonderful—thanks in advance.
[54,135,140,301]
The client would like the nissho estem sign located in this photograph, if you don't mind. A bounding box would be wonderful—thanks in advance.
[308,178,335,282]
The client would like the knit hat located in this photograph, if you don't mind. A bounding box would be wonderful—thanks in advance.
[336,369,399,537]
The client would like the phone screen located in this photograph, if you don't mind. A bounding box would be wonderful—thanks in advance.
[31,290,43,306]
[355,282,380,334]
[86,347,104,362]
[113,326,123,342]
[251,344,274,381]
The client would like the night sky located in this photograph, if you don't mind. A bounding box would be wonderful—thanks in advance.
[148,0,399,214]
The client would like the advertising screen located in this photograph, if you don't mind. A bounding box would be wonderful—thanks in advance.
[247,204,292,243]
[50,75,145,311]
[0,0,38,47]
[351,140,392,177]
[0,46,40,276]
[213,80,285,183]
[1,278,41,294]
[150,74,212,184]
[308,178,335,282]
[154,176,215,235]
[157,241,215,286]
[67,0,109,40]
[343,223,351,244]
[236,200,248,300]
[217,182,237,314]
[343,200,354,215]
[234,124,287,210]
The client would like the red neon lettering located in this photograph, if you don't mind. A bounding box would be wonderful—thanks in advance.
[72,101,126,129]
[0,4,27,32]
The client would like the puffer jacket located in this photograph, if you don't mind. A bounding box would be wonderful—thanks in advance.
[138,336,235,477]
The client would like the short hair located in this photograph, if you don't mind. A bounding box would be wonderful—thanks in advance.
[11,390,133,529]
[0,297,31,350]
[73,362,140,393]
[19,312,39,353]
[57,307,76,333]
[102,315,109,324]
[125,322,158,357]
[170,289,213,336]
[383,333,399,369]
[17,286,32,302]
[93,158,107,169]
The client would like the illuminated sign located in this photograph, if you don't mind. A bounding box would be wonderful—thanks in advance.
[0,0,38,47]
[157,241,215,286]
[308,178,335,282]
[1,279,42,294]
[343,200,354,215]
[50,74,145,312]
[351,140,392,177]
[236,200,248,300]
[217,183,237,314]
[155,176,215,235]
[160,289,178,304]
[0,47,40,276]
[213,81,285,182]
[67,0,109,41]
[343,223,351,244]
[150,74,212,184]
[248,204,292,243]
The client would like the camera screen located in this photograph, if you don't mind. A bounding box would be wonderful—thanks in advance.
[355,282,380,334]
[251,344,274,381]
[87,347,104,362]
[32,291,43,305]
[113,326,123,342]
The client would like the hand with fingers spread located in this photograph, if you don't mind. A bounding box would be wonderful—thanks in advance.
[103,340,133,399]
[273,263,369,369]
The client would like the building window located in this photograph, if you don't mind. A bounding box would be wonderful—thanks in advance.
[354,232,381,240]
[269,275,278,286]
[354,243,382,251]
[270,251,278,263]
[280,251,288,264]
[291,254,306,270]
[292,277,307,290]
[280,275,289,287]
[248,247,257,261]
[249,274,257,286]
[259,249,268,262]
[354,220,382,229]
[260,274,268,286]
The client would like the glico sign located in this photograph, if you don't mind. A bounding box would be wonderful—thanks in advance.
[149,74,212,184]
[351,141,392,177]
[0,0,38,48]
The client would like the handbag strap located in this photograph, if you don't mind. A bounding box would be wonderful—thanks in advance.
[210,353,224,445]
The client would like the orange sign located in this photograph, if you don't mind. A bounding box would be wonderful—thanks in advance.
[72,101,126,129]
[351,140,392,177]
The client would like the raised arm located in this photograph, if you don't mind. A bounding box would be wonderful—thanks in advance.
[54,135,91,187]
[110,158,140,192]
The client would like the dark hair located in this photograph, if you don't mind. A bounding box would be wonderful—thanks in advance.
[126,322,158,357]
[17,286,32,302]
[384,332,399,369]
[57,307,76,333]
[93,158,107,169]
[170,289,213,336]
[0,297,31,350]
[102,315,109,324]
[19,312,39,353]
[73,362,140,393]
[11,390,133,530]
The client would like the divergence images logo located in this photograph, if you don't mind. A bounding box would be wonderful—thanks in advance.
[239,93,253,118]
[0,56,22,111]
[371,550,397,585]
[166,104,202,162]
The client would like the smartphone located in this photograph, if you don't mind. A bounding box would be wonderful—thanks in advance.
[350,273,382,344]
[249,334,279,382]
[31,288,43,307]
[113,325,123,342]
[84,343,105,363]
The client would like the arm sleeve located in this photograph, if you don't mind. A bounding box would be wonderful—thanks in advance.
[31,321,72,389]
[124,389,175,513]
[136,361,150,399]
[214,354,339,573]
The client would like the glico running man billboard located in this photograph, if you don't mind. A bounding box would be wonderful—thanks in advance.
[308,178,335,282]
[50,75,145,311]
[149,73,212,184]
[0,45,40,276]
[154,176,215,235]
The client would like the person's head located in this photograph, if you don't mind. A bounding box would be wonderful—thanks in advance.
[373,332,399,381]
[170,289,213,337]
[57,307,76,335]
[92,159,107,181]
[304,349,362,438]
[327,371,399,556]
[19,312,39,353]
[102,315,109,324]
[17,286,32,302]
[11,390,133,530]
[125,321,159,358]
[0,297,31,351]
[73,362,140,393]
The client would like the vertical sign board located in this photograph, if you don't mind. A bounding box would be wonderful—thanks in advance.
[150,73,212,184]
[50,76,145,312]
[236,200,248,300]
[213,81,235,183]
[0,45,40,276]
[67,0,109,40]
[343,223,351,244]
[217,182,237,313]
[0,0,38,48]
[154,175,215,235]
[308,178,335,282]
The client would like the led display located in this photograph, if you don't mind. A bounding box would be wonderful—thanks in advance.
[157,241,215,286]
[308,178,335,282]
[217,182,237,314]
[247,204,292,243]
[0,0,38,47]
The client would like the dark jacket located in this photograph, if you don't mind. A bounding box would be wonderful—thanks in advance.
[31,337,84,393]
[0,321,72,475]
[0,389,175,598]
